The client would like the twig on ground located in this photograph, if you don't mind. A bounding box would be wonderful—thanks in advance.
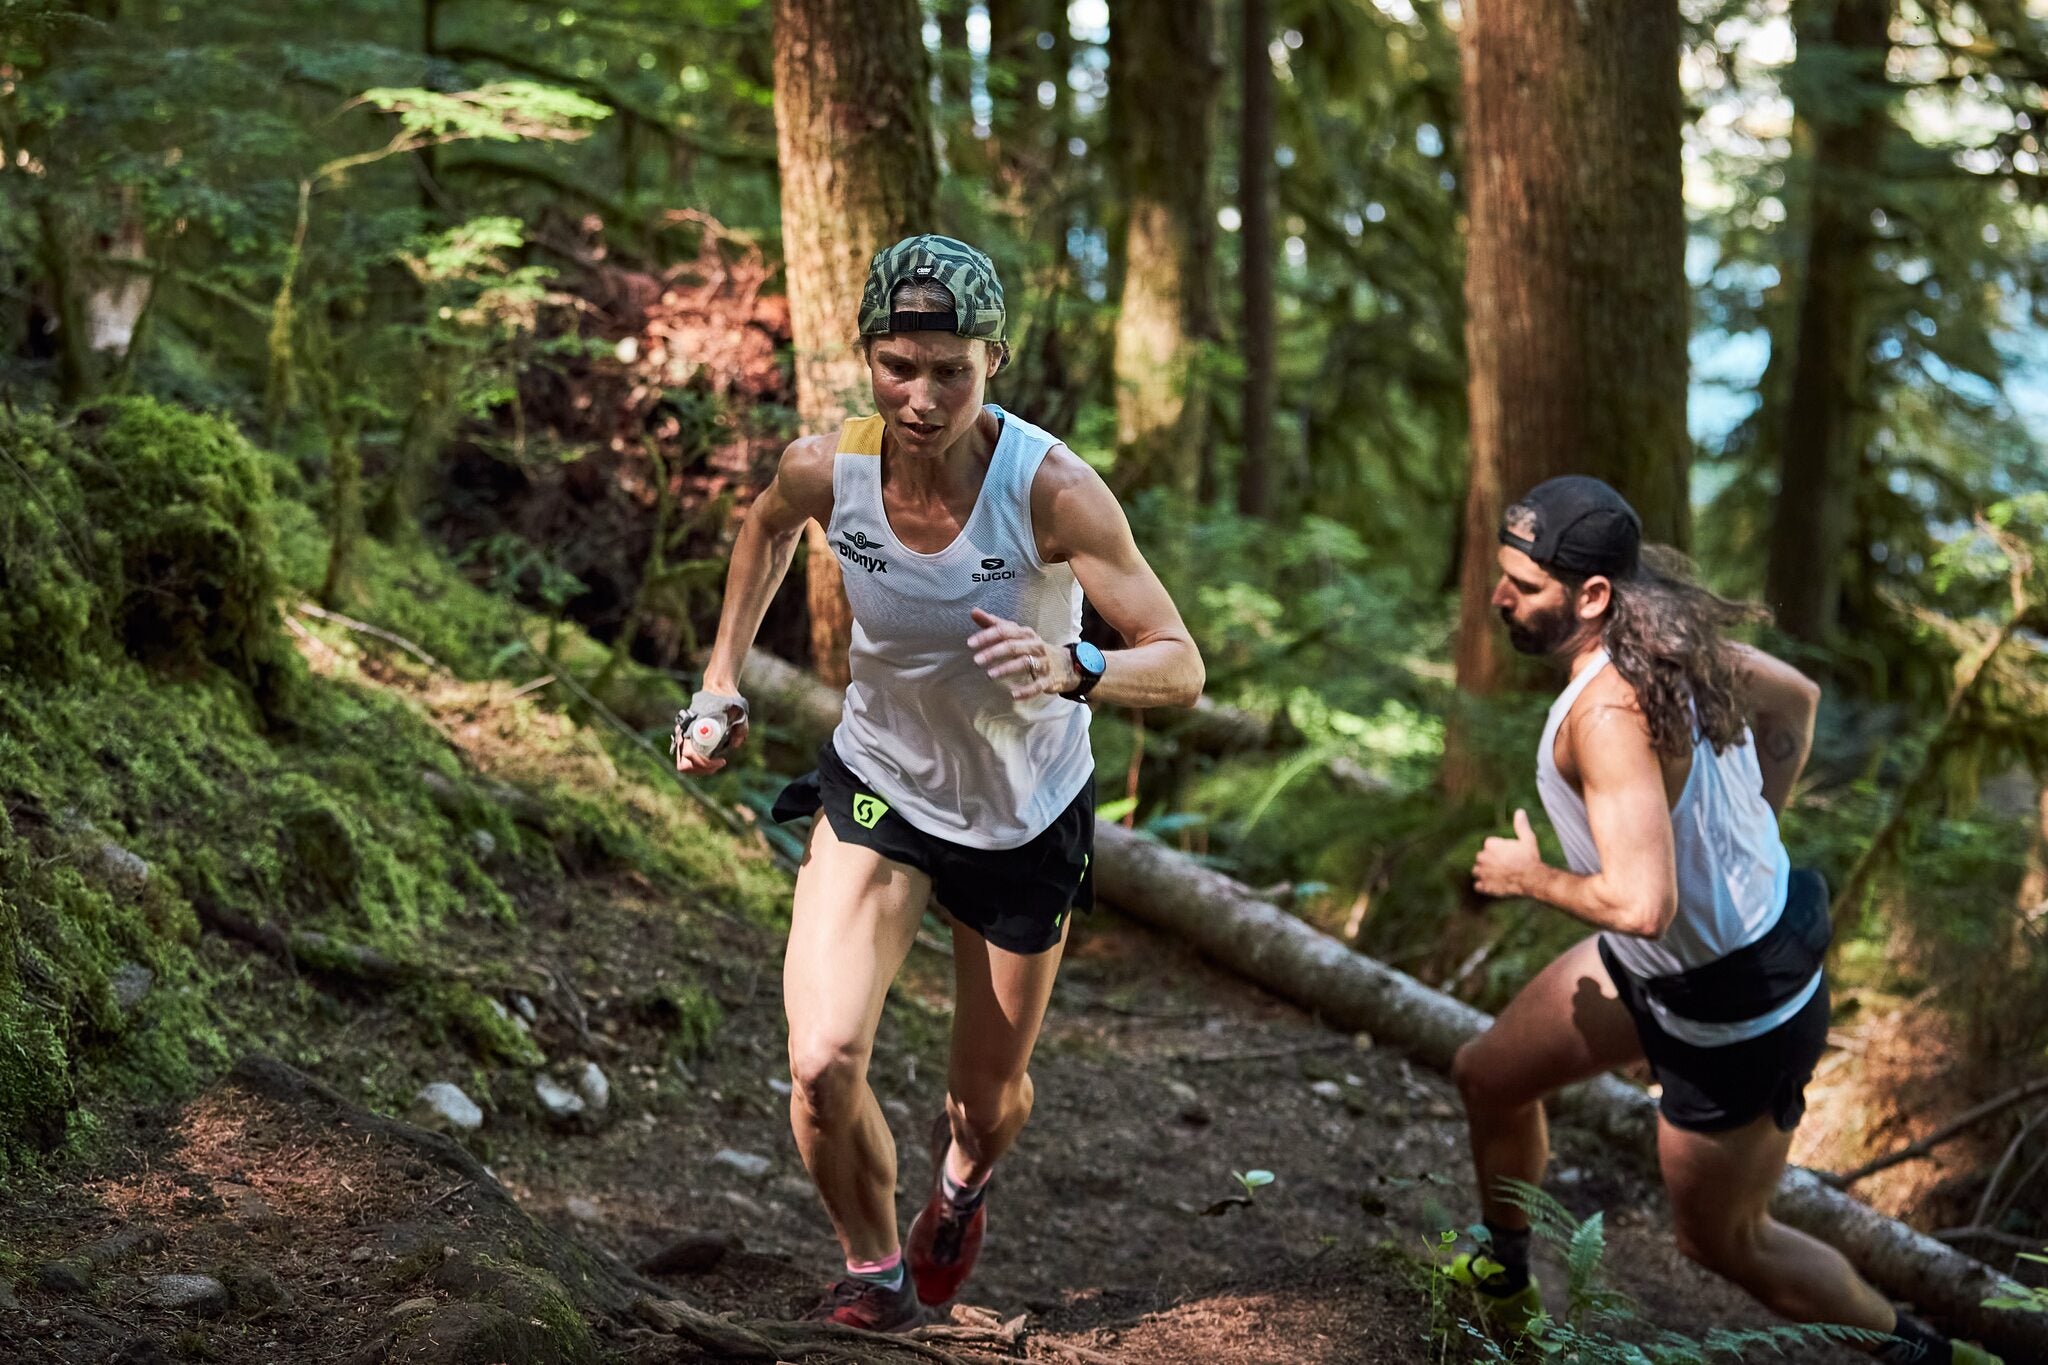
[1826,1076,2048,1188]
[295,601,446,672]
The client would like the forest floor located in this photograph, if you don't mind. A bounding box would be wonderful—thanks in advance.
[0,631,1875,1365]
[0,894,1867,1364]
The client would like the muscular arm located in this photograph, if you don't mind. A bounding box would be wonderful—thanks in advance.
[1032,448,1204,709]
[699,436,834,695]
[1729,643,1821,813]
[1474,700,1679,938]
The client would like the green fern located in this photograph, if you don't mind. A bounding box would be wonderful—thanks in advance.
[1428,1180,1894,1362]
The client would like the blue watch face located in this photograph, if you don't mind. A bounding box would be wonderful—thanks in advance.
[1074,642,1106,676]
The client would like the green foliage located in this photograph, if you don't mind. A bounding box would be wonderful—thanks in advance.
[1983,1251,2048,1315]
[1429,1181,1890,1363]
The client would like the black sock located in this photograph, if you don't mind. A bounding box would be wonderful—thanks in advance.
[1478,1220,1531,1294]
[1873,1313,1953,1365]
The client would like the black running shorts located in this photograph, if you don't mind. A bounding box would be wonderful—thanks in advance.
[770,742,1095,956]
[1599,934,1830,1135]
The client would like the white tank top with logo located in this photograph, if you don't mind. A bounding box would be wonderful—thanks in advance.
[826,405,1093,851]
[1535,650,1819,1047]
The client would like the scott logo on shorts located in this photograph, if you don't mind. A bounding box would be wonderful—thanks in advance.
[838,529,888,575]
[851,793,890,829]
[973,556,1014,583]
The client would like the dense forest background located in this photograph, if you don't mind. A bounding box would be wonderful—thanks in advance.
[3,0,2048,1345]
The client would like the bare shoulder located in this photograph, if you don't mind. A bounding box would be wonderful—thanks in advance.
[1030,444,1124,561]
[1566,668,1653,759]
[769,433,837,522]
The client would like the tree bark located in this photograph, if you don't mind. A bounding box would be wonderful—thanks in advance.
[771,0,937,688]
[1449,0,1690,704]
[1236,0,1276,519]
[1764,0,1894,645]
[1109,0,1220,500]
[737,654,2048,1361]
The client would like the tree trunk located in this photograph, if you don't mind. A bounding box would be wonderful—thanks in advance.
[1764,0,1894,645]
[935,0,977,175]
[1109,0,1220,499]
[1236,0,1276,519]
[984,0,1047,190]
[771,0,937,688]
[736,652,2048,1363]
[1445,0,1690,795]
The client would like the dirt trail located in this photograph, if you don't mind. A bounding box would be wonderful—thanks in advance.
[1,873,1868,1364]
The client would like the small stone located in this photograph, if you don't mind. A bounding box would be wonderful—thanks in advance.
[510,994,537,1023]
[534,1075,585,1120]
[349,1246,376,1264]
[1310,1080,1345,1102]
[565,1197,603,1224]
[1353,1031,1375,1050]
[0,1279,17,1312]
[1556,1167,1583,1185]
[638,1231,740,1277]
[220,1263,291,1312]
[575,1061,610,1114]
[220,1185,286,1234]
[141,1274,228,1316]
[467,828,497,859]
[387,1296,438,1321]
[111,964,154,1014]
[36,1261,91,1294]
[767,1077,793,1097]
[710,1148,771,1179]
[98,839,151,885]
[82,1225,167,1270]
[415,1082,484,1133]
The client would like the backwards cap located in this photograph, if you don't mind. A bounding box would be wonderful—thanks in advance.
[1499,475,1643,578]
[857,234,1006,342]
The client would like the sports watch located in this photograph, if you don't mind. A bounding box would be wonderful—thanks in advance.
[1061,641,1106,701]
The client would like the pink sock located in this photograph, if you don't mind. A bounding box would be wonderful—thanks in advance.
[847,1249,903,1285]
[941,1165,991,1206]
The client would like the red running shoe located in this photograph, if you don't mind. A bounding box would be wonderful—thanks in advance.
[906,1109,988,1306]
[802,1273,924,1332]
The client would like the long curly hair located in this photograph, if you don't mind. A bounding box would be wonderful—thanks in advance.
[1563,545,1771,760]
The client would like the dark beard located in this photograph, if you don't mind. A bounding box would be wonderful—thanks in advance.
[1501,602,1576,656]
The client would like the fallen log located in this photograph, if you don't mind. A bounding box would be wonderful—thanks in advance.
[746,657,2048,1359]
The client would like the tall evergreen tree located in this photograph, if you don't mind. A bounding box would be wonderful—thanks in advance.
[771,0,937,686]
[1237,0,1276,518]
[1764,0,1895,645]
[1450,0,1690,713]
[1109,0,1220,499]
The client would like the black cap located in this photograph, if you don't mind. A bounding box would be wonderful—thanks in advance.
[1498,476,1642,578]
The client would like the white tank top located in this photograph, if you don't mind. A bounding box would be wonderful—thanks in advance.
[1535,649,1819,1046]
[827,406,1093,850]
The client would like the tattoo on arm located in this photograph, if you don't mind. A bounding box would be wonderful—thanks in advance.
[1762,728,1798,762]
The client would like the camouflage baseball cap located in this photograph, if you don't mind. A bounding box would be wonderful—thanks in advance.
[857,235,1006,342]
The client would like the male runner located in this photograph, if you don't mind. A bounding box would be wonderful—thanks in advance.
[1447,476,2002,1364]
[676,235,1203,1331]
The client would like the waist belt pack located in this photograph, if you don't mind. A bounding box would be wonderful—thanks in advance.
[1640,867,1832,1025]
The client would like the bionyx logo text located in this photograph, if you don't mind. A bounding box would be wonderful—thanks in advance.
[837,528,888,574]
[973,555,1014,583]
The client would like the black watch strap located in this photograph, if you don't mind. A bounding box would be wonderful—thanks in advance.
[1061,641,1103,701]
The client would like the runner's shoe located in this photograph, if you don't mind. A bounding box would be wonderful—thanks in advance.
[1441,1250,1545,1336]
[907,1109,987,1306]
[802,1274,924,1332]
